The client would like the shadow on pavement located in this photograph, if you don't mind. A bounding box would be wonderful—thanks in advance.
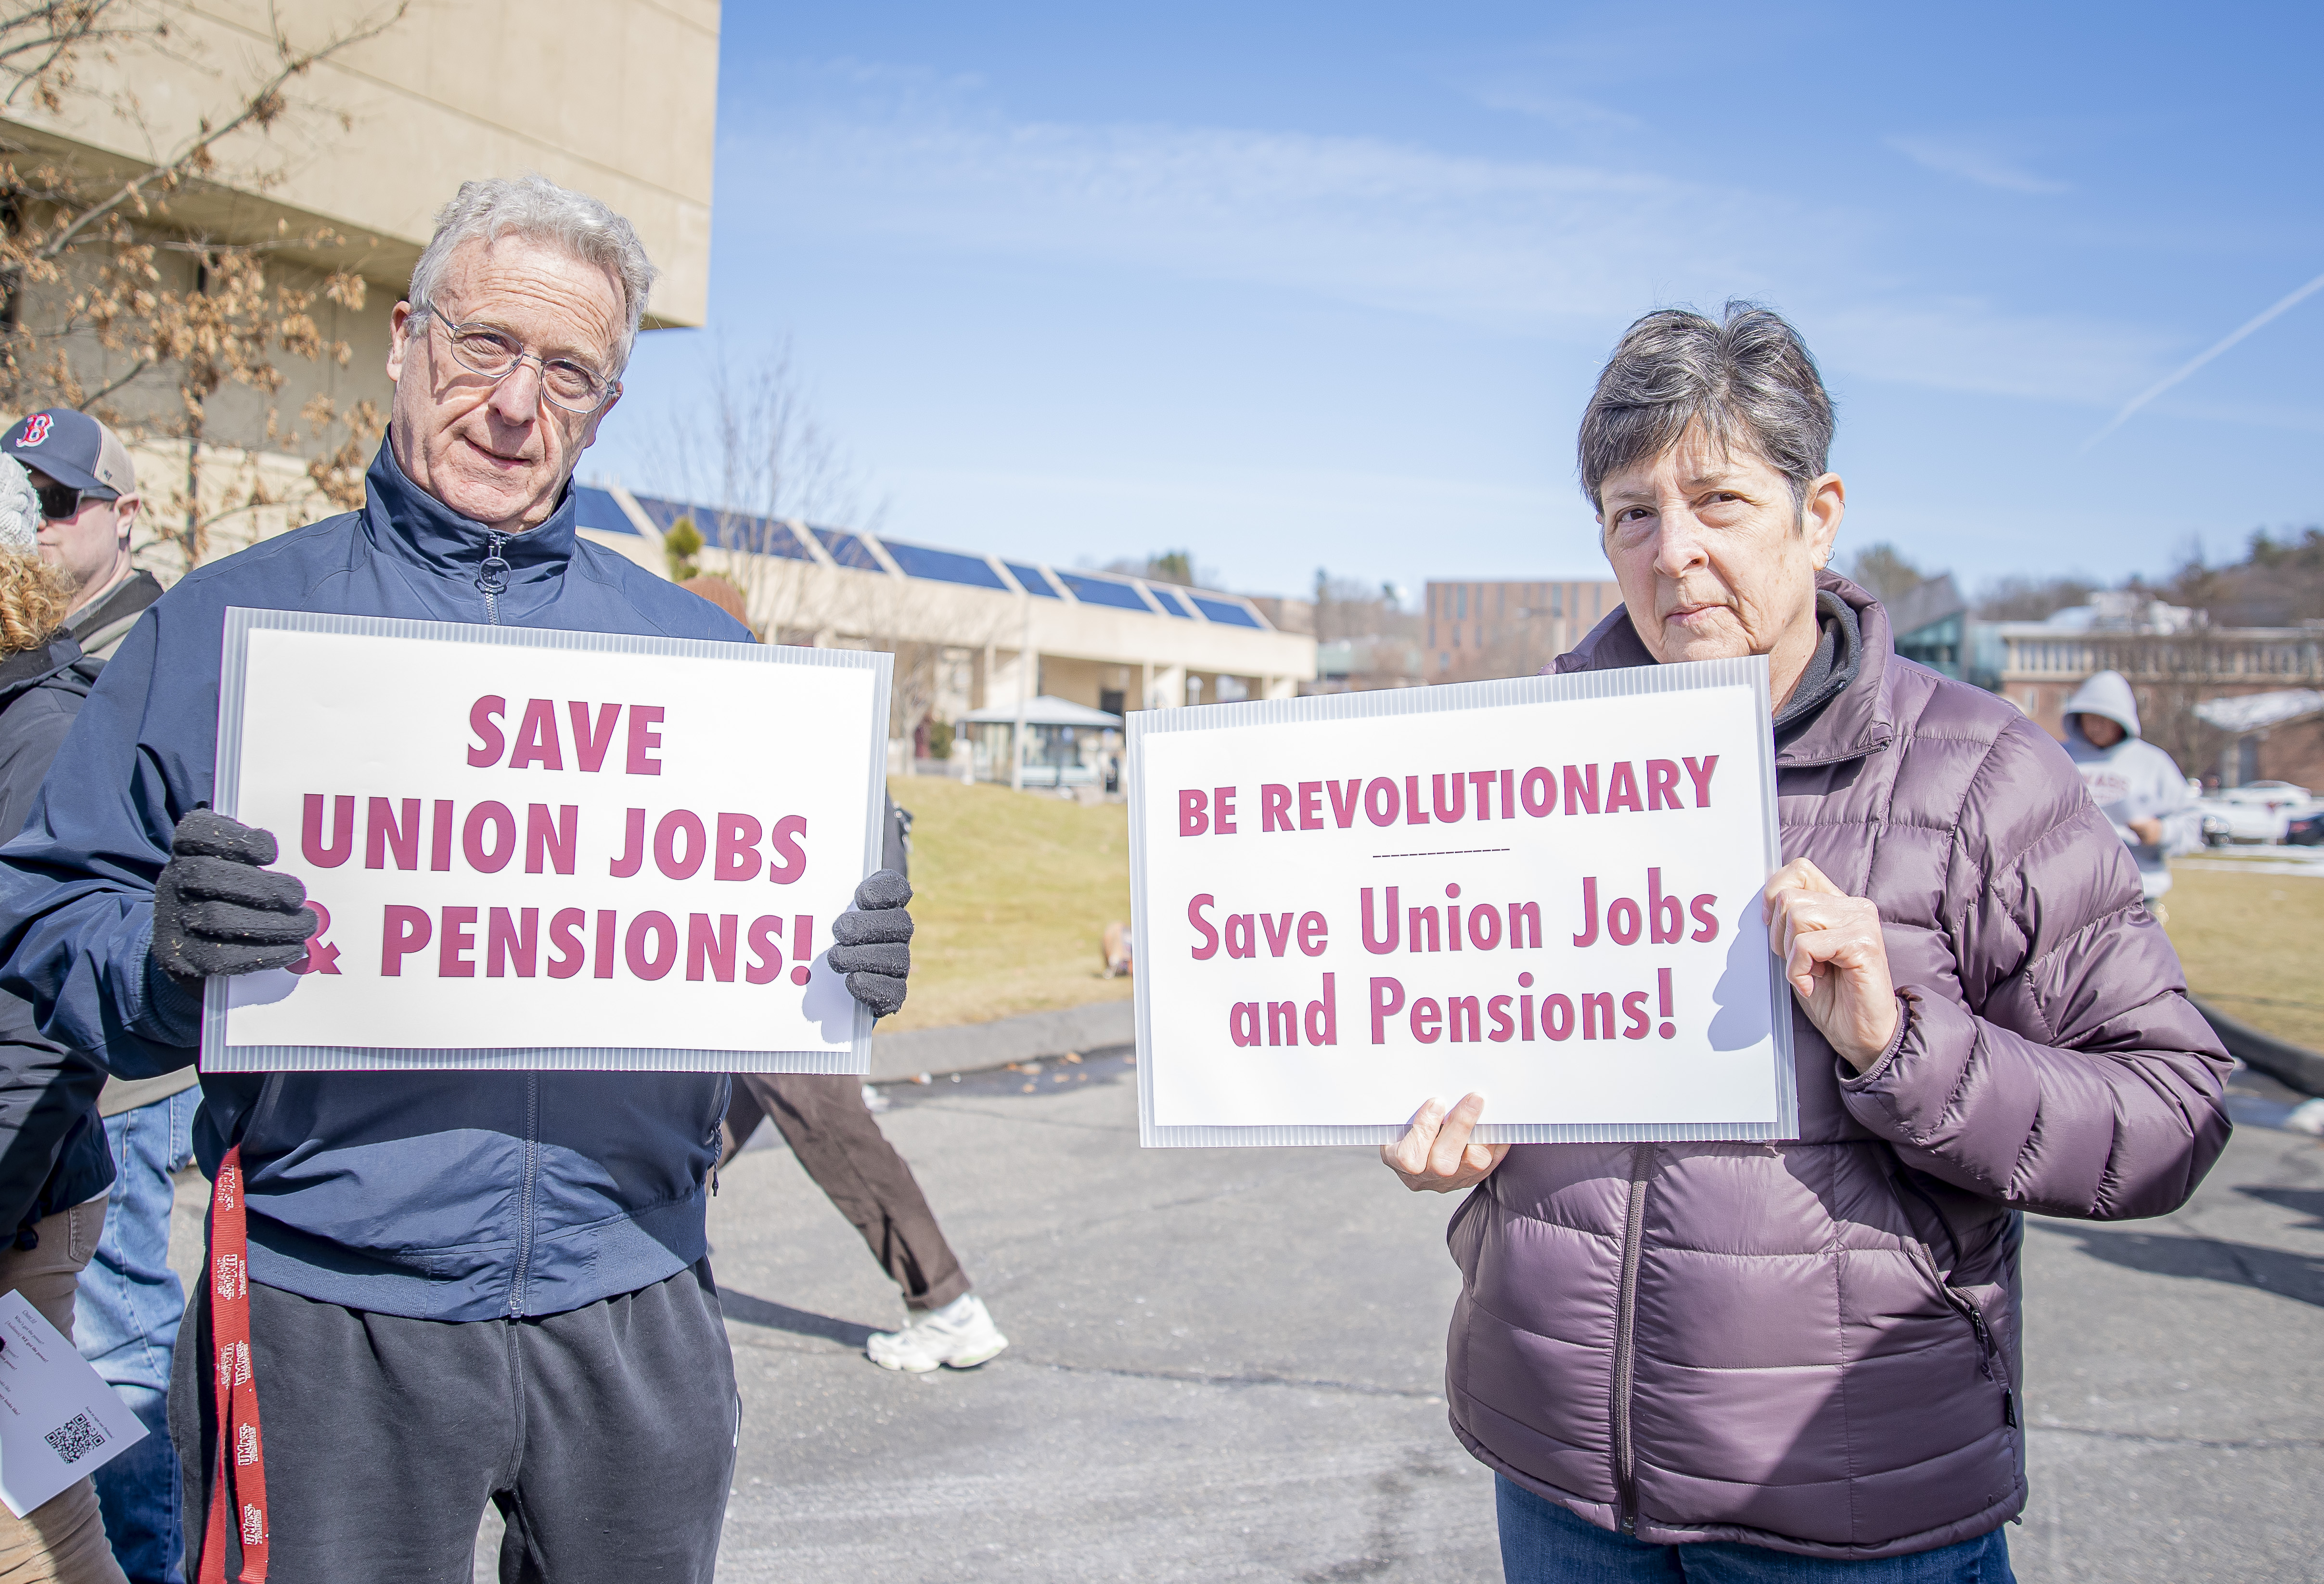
[2237,1185,2324,1229]
[718,1289,877,1349]
[2040,1223,2324,1307]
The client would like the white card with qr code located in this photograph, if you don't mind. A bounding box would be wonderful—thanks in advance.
[0,1289,146,1515]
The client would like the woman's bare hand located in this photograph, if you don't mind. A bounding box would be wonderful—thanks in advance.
[1381,1093,1511,1192]
[1763,858,1899,1072]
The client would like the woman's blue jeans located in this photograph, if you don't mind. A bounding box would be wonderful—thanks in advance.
[76,1088,198,1584]
[1497,1477,2016,1584]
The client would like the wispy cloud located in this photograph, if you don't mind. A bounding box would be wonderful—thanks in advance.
[731,72,2172,408]
[1468,84,1642,134]
[1886,135,2069,195]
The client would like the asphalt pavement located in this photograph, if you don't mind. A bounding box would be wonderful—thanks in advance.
[679,1054,2324,1582]
[155,1047,2316,1582]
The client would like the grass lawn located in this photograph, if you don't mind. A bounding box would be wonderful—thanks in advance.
[882,776,1132,1032]
[2163,863,2324,1052]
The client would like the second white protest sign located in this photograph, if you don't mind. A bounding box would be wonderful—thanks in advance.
[1129,657,1795,1146]
[204,608,890,1072]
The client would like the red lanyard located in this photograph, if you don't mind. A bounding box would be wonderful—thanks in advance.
[200,1146,270,1584]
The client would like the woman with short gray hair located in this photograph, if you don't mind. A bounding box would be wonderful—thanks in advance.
[1384,302,2230,1580]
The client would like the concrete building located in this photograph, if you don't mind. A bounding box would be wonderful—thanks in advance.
[1425,578,1624,681]
[1,0,718,573]
[571,485,1317,776]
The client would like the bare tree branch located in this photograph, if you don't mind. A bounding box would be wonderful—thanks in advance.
[36,1,407,262]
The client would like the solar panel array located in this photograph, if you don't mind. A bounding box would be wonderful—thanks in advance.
[578,486,1272,630]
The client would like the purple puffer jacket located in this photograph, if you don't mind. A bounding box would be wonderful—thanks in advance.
[1446,574,2231,1558]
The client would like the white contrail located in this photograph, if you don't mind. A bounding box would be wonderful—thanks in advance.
[2081,267,2324,453]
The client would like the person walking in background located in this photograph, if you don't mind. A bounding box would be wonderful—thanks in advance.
[0,454,126,1583]
[2060,669,2200,912]
[682,579,1007,1372]
[1385,303,2230,1581]
[1,411,188,1584]
[2,410,162,662]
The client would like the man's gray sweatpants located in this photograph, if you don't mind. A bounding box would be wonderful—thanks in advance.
[169,1262,739,1583]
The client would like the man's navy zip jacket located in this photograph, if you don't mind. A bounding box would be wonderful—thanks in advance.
[0,441,754,1322]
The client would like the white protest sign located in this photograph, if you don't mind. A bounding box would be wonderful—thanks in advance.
[204,609,890,1072]
[0,1289,148,1516]
[1129,658,1795,1146]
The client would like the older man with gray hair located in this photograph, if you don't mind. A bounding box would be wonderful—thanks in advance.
[0,176,913,1583]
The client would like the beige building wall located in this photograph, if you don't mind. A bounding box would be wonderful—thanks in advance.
[3,0,719,324]
[3,0,719,572]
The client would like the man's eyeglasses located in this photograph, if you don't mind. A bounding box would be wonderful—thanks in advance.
[411,301,620,416]
[32,481,111,521]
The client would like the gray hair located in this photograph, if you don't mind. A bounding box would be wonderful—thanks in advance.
[405,174,659,372]
[1577,301,1834,519]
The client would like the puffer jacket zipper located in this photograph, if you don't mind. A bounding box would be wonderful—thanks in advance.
[1612,1143,1657,1535]
[476,529,511,625]
[1888,1160,2016,1422]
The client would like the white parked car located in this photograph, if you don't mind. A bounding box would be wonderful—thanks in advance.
[2197,781,2316,845]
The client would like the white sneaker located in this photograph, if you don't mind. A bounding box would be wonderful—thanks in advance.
[866,1294,1008,1373]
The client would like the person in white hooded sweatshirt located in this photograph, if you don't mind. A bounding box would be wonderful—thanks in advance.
[2061,670,2199,904]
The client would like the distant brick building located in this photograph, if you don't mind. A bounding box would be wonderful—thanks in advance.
[1425,579,1625,681]
[1993,617,2324,788]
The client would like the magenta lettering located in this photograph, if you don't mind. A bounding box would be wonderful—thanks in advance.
[745,915,784,984]
[610,809,647,878]
[439,905,479,979]
[462,802,516,875]
[302,795,353,868]
[571,701,621,772]
[548,907,587,979]
[790,915,815,986]
[1369,976,1405,1043]
[1683,755,1719,808]
[487,907,539,978]
[766,815,808,885]
[525,804,578,876]
[381,905,431,977]
[654,810,706,880]
[715,813,763,881]
[508,699,564,771]
[625,706,665,776]
[1188,895,1219,960]
[366,797,420,871]
[686,914,738,982]
[626,911,678,979]
[466,696,506,767]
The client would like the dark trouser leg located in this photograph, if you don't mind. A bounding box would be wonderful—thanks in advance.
[171,1280,510,1584]
[748,1073,971,1312]
[496,1261,736,1584]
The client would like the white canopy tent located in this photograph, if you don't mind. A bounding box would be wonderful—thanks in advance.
[958,696,1125,790]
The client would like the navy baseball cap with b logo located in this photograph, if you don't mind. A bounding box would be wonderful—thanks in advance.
[1,409,134,498]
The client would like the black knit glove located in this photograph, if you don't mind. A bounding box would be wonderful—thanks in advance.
[830,869,911,1018]
[151,810,317,983]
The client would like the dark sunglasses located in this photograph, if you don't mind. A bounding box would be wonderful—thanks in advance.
[33,481,111,521]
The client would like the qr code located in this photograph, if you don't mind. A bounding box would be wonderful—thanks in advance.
[42,1412,105,1465]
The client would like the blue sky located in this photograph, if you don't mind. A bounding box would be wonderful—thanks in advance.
[588,1,2324,605]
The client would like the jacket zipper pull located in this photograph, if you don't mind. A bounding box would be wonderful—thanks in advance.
[476,530,511,625]
[1967,1304,1997,1381]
